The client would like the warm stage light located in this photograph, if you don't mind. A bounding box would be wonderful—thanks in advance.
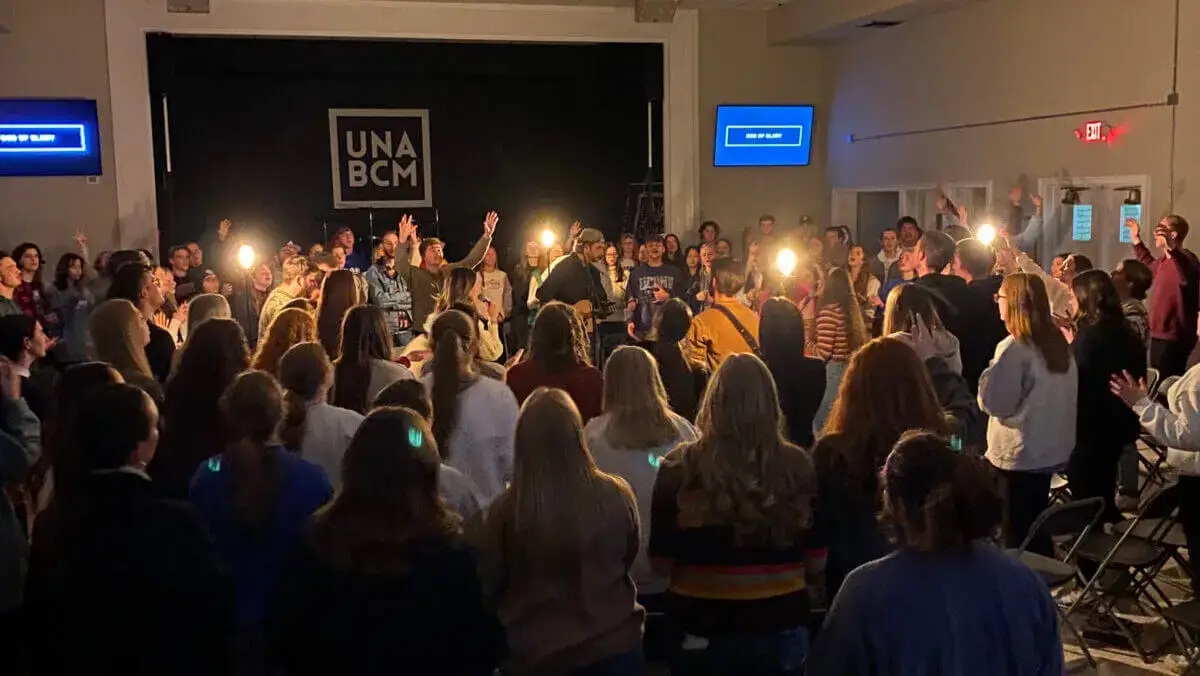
[540,229,556,249]
[976,224,996,246]
[237,244,256,270]
[776,248,798,276]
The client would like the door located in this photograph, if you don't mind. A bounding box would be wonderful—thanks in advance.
[1035,176,1149,273]
[856,191,900,248]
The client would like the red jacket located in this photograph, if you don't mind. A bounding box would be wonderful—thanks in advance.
[506,359,604,423]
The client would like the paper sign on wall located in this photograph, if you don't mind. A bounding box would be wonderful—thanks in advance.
[1072,204,1094,242]
[1120,204,1143,243]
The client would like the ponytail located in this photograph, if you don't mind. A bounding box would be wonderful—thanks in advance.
[280,390,309,451]
[228,438,284,533]
[429,310,476,457]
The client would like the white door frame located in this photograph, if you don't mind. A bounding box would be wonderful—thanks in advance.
[832,183,938,243]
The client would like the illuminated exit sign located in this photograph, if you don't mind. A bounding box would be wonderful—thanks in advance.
[1075,120,1114,144]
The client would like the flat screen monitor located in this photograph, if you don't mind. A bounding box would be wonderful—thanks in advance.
[713,105,814,167]
[0,99,103,177]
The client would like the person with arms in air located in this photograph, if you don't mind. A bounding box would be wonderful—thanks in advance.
[397,212,496,333]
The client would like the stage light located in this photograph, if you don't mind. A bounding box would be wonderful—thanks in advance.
[776,248,798,276]
[237,244,256,270]
[540,229,556,249]
[976,224,996,246]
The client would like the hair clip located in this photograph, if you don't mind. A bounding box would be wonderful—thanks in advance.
[407,426,424,448]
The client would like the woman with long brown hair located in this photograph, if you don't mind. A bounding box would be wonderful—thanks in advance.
[151,318,249,500]
[483,388,643,675]
[278,342,363,491]
[188,371,332,666]
[649,354,821,675]
[331,305,414,414]
[809,432,1062,676]
[760,297,825,447]
[251,307,317,376]
[979,273,1076,551]
[88,298,161,401]
[431,267,503,362]
[814,336,951,596]
[267,407,503,675]
[426,309,519,504]
[585,345,697,597]
[506,301,603,422]
[811,267,867,432]
[315,269,362,360]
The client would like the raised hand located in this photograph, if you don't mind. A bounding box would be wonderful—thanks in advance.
[1126,218,1141,245]
[73,230,88,249]
[570,221,582,237]
[1110,370,1148,407]
[1030,193,1043,211]
[483,211,499,237]
[152,311,171,330]
[218,218,233,240]
[398,214,417,242]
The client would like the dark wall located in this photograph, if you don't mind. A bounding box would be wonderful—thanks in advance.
[146,36,664,262]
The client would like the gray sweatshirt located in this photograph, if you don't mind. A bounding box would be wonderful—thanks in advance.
[978,336,1077,472]
[421,374,518,505]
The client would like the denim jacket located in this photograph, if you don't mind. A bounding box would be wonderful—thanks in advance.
[365,263,413,336]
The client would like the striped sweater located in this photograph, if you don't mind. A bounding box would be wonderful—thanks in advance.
[815,305,852,362]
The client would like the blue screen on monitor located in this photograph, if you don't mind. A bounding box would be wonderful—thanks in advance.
[714,105,814,167]
[0,99,102,177]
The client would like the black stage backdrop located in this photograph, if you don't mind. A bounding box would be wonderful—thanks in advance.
[146,36,664,264]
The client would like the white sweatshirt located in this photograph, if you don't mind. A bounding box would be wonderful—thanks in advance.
[1132,365,1200,476]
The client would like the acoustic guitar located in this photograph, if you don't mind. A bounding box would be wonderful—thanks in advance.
[573,300,595,334]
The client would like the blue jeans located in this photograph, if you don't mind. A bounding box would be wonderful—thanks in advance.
[812,359,847,435]
[669,628,808,676]
[570,646,644,675]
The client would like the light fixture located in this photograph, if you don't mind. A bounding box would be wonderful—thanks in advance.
[776,248,798,276]
[1116,186,1142,205]
[540,229,556,249]
[1060,186,1088,206]
[976,224,996,246]
[237,244,256,270]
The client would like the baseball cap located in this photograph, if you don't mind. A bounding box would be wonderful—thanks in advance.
[577,228,605,245]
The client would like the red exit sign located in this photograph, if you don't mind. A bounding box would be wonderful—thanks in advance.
[1075,120,1114,144]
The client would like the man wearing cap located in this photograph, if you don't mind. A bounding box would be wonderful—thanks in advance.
[536,226,609,318]
[397,211,497,332]
[625,233,688,340]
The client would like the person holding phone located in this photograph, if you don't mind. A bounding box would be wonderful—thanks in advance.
[624,234,688,341]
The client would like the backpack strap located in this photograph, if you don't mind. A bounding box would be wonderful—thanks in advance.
[710,303,761,357]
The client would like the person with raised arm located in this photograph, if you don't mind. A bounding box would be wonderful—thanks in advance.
[396,212,496,333]
[1127,214,1200,378]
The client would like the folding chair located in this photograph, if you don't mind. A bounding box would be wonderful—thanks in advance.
[1008,497,1106,669]
[1135,373,1181,496]
[1071,484,1182,663]
[1049,473,1072,505]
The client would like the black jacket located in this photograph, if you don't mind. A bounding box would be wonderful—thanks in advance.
[915,273,1000,395]
[536,254,608,308]
[1073,316,1147,450]
[26,471,231,676]
[267,538,504,676]
[146,321,176,384]
[964,275,1009,392]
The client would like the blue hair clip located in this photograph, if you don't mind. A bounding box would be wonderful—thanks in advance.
[206,457,222,472]
[646,454,662,469]
[407,426,424,448]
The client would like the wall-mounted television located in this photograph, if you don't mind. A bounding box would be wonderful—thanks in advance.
[713,105,814,167]
[0,99,102,177]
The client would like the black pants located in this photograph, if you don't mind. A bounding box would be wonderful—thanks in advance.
[998,468,1053,554]
[1177,475,1200,591]
[1068,443,1124,526]
[1151,335,1197,379]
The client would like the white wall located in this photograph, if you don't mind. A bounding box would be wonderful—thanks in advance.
[827,0,1190,223]
[0,0,119,261]
[697,9,829,248]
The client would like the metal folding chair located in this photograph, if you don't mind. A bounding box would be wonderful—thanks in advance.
[1008,497,1106,669]
[1071,484,1182,663]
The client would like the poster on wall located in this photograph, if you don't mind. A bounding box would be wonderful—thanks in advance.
[1119,204,1143,243]
[328,108,432,208]
[1072,204,1093,242]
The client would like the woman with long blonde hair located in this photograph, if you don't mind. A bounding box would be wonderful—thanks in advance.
[585,346,697,597]
[814,337,950,595]
[649,354,820,675]
[88,298,160,400]
[979,273,1077,552]
[483,388,644,675]
[251,307,317,376]
[267,406,503,675]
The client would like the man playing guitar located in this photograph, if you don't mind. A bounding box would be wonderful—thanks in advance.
[535,227,611,335]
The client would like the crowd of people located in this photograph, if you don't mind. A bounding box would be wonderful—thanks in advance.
[1,190,1199,675]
